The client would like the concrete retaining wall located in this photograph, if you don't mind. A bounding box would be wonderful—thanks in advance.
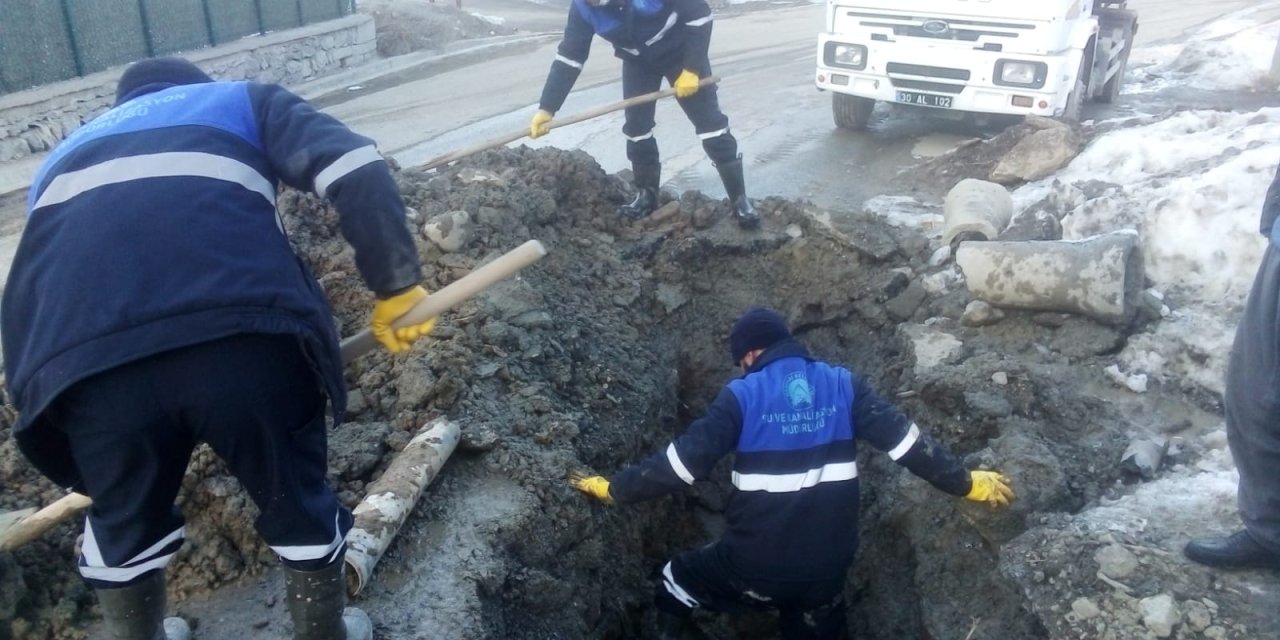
[0,14,376,163]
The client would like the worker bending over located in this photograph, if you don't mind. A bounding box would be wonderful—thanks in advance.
[2,57,436,640]
[571,308,1014,639]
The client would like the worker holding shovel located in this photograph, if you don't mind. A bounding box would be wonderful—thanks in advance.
[1,57,435,640]
[570,307,1015,639]
[529,0,760,229]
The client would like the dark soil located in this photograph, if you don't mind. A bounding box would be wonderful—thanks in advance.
[1,147,1179,639]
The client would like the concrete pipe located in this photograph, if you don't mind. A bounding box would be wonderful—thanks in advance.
[943,179,1014,246]
[345,418,461,595]
[955,230,1144,325]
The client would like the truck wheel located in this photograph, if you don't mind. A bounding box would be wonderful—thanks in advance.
[833,94,875,130]
[1097,9,1138,104]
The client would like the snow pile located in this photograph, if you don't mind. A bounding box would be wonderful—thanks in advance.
[1132,12,1280,93]
[1009,108,1280,392]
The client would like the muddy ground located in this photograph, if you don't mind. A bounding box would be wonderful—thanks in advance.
[0,143,1272,639]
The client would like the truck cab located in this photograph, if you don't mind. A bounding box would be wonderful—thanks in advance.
[816,0,1137,129]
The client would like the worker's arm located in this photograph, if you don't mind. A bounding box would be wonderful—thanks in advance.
[607,386,743,504]
[539,4,595,115]
[248,83,421,296]
[851,375,972,497]
[672,0,714,77]
[1261,160,1280,240]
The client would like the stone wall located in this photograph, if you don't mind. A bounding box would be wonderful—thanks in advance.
[0,14,376,163]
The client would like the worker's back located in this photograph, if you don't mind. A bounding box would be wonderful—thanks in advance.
[722,350,861,581]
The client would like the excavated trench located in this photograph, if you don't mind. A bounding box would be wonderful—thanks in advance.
[0,147,1140,639]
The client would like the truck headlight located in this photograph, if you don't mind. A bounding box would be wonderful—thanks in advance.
[824,43,867,71]
[994,60,1047,88]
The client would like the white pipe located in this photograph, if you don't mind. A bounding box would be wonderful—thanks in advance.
[956,230,1144,325]
[344,418,461,595]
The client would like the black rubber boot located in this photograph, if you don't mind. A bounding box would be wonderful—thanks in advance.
[1185,530,1280,570]
[96,571,190,640]
[714,154,759,229]
[619,162,661,219]
[284,561,373,640]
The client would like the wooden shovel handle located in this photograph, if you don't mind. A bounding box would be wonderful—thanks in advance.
[0,492,91,553]
[340,239,547,363]
[420,75,721,171]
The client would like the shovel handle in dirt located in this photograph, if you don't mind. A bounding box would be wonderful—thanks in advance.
[340,238,548,363]
[0,492,91,553]
[419,75,721,172]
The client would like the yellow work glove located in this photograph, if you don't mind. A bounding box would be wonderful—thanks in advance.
[568,471,614,504]
[674,70,700,98]
[371,285,438,354]
[965,471,1015,508]
[530,109,553,139]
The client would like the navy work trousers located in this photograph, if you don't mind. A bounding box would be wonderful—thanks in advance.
[621,54,738,169]
[46,333,351,587]
[656,543,848,639]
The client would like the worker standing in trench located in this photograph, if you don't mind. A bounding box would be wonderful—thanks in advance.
[569,307,1015,639]
[1184,163,1280,571]
[528,0,760,229]
[1,57,437,640]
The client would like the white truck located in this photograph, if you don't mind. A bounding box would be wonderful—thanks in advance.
[815,0,1138,129]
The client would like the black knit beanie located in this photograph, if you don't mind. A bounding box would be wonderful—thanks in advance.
[729,307,791,364]
[115,57,213,106]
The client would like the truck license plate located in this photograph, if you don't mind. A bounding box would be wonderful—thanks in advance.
[896,90,953,109]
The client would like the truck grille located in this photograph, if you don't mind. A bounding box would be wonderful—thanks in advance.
[885,63,970,81]
[847,11,1033,42]
[885,63,969,95]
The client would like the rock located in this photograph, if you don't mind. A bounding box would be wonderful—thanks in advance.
[991,371,1009,385]
[990,124,1083,184]
[456,168,507,187]
[1095,544,1139,579]
[963,390,1013,419]
[1104,364,1149,394]
[655,283,689,315]
[1071,597,1100,621]
[1183,600,1212,633]
[1139,594,1180,638]
[900,324,964,375]
[885,281,927,321]
[999,208,1063,242]
[1120,437,1168,479]
[423,210,473,253]
[0,137,30,162]
[961,300,1005,327]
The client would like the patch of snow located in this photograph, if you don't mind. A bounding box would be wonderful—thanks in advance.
[1130,8,1280,93]
[863,195,943,236]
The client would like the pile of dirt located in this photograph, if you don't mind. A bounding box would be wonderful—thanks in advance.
[0,146,1267,639]
[360,0,518,57]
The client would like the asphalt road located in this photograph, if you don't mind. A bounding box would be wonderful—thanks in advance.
[326,0,1279,211]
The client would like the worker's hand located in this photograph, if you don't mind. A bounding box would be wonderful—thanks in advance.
[965,471,1015,508]
[568,471,614,504]
[530,109,553,139]
[674,70,701,98]
[371,285,438,354]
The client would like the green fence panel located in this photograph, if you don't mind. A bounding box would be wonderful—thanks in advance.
[0,0,80,92]
[207,0,262,46]
[0,0,356,94]
[299,0,341,24]
[260,0,303,32]
[66,0,149,75]
[143,0,211,54]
